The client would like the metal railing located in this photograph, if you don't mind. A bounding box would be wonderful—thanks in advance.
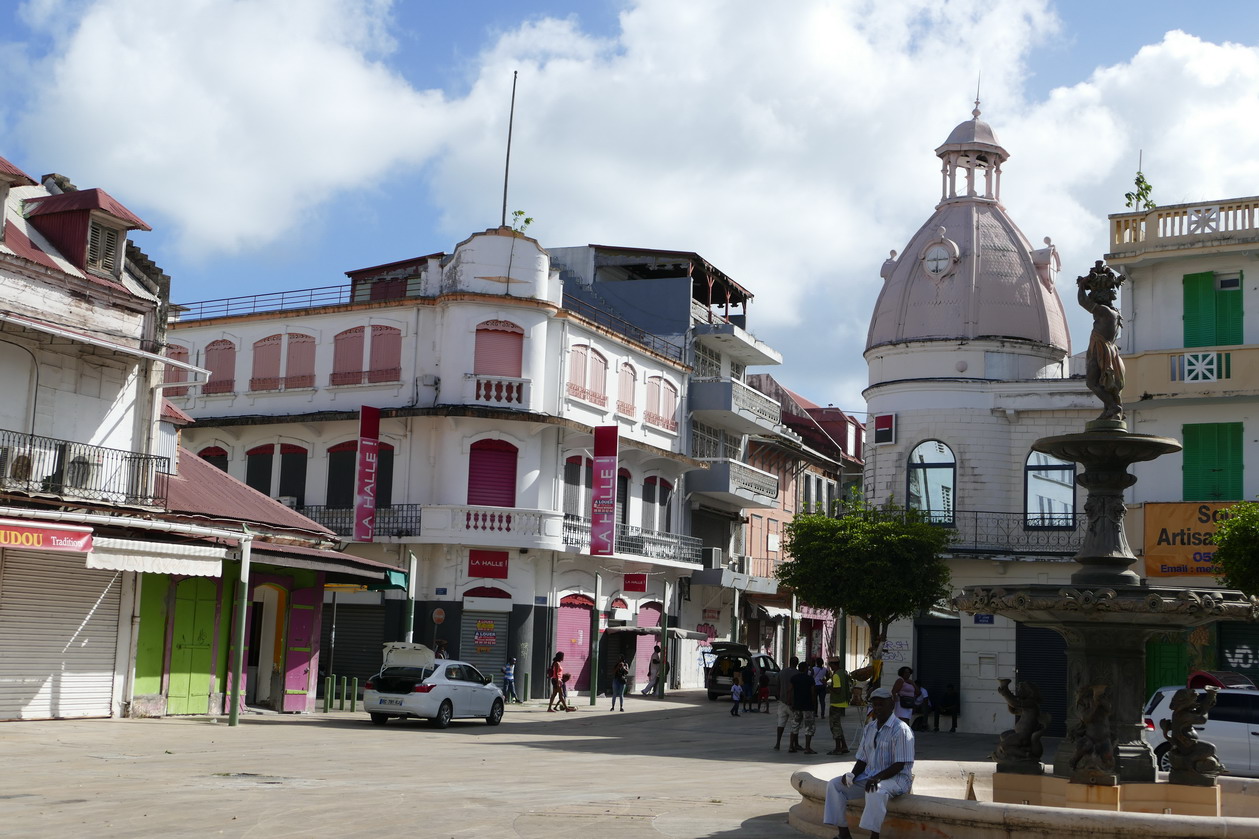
[562,516,703,563]
[948,510,1085,555]
[296,504,423,538]
[731,379,781,425]
[562,293,684,362]
[0,429,169,507]
[728,460,779,499]
[175,285,355,321]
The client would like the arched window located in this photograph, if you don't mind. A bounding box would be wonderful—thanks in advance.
[906,440,955,524]
[617,363,637,416]
[563,455,593,517]
[245,443,308,504]
[474,321,524,377]
[326,440,395,508]
[566,344,608,406]
[617,468,631,526]
[645,376,679,431]
[285,333,315,388]
[332,327,365,385]
[165,345,190,396]
[368,325,402,383]
[203,339,236,394]
[1025,451,1075,528]
[642,477,673,532]
[197,445,228,472]
[468,439,518,507]
[251,335,282,391]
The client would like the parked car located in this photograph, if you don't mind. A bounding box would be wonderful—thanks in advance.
[706,642,781,701]
[364,642,504,728]
[1143,685,1259,776]
[1187,670,1257,690]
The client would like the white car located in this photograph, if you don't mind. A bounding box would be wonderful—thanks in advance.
[1143,685,1259,776]
[364,643,505,728]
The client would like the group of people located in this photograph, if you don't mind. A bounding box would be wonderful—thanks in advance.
[542,644,664,713]
[768,657,852,755]
[891,666,960,733]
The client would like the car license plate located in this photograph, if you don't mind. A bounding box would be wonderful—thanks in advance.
[379,698,403,706]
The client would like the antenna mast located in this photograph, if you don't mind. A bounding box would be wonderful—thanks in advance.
[500,70,518,228]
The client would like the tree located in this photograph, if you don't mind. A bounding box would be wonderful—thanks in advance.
[1214,501,1259,595]
[780,501,953,679]
[1124,170,1156,211]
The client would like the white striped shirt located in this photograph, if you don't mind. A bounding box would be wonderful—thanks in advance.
[854,715,915,786]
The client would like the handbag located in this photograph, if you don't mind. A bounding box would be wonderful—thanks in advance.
[898,694,916,709]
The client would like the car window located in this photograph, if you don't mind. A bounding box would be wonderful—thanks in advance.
[1211,693,1258,725]
[382,666,435,680]
[444,665,464,681]
[463,664,486,683]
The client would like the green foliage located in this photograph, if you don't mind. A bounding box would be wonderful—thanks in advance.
[510,209,534,233]
[1214,501,1259,595]
[1124,170,1156,211]
[779,501,953,656]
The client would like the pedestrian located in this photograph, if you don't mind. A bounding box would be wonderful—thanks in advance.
[501,657,520,703]
[741,661,756,712]
[788,659,818,754]
[434,639,449,659]
[730,673,743,717]
[911,685,931,731]
[827,660,850,755]
[641,645,662,695]
[934,683,960,732]
[813,657,830,718]
[823,687,915,839]
[560,673,577,711]
[773,656,799,751]
[891,666,918,725]
[611,655,629,711]
[757,672,771,713]
[546,652,565,712]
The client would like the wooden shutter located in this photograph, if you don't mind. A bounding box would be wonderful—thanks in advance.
[588,350,607,396]
[1183,422,1243,501]
[646,377,661,416]
[165,345,189,395]
[564,456,583,516]
[1183,272,1216,348]
[326,442,357,507]
[332,328,365,385]
[278,444,307,505]
[616,469,630,527]
[1218,276,1243,346]
[285,334,315,388]
[251,335,282,391]
[658,479,673,532]
[642,477,657,529]
[475,322,524,377]
[468,440,518,507]
[568,345,588,387]
[204,340,236,394]
[245,444,274,495]
[368,326,402,382]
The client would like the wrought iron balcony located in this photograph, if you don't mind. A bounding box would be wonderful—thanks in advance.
[0,429,169,507]
[563,515,703,564]
[947,510,1085,556]
[296,505,423,538]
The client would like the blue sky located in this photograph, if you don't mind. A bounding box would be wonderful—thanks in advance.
[3,0,1259,415]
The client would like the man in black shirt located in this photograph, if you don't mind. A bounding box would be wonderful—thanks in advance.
[789,660,818,754]
[774,656,799,750]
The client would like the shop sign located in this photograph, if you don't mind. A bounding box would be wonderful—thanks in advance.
[1144,502,1229,577]
[0,522,92,553]
[703,608,721,621]
[590,426,619,555]
[474,619,497,653]
[468,549,509,579]
[353,406,381,542]
[624,572,647,592]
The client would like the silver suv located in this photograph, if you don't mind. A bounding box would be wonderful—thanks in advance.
[1143,686,1259,776]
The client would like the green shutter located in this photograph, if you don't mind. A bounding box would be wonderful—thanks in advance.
[1182,422,1243,501]
[1183,272,1216,348]
[1217,279,1243,346]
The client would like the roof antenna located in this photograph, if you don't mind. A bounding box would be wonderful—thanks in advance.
[973,72,982,118]
[500,70,518,228]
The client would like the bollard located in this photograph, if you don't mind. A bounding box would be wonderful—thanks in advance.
[339,675,348,711]
[350,678,358,713]
[522,673,530,703]
[323,676,332,713]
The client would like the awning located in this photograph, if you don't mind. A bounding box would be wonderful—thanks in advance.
[604,626,710,641]
[746,598,793,621]
[368,569,408,591]
[251,542,391,582]
[88,536,226,577]
[688,567,778,594]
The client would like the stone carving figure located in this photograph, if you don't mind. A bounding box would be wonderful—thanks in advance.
[1077,260,1126,422]
[994,678,1050,774]
[1161,686,1225,786]
[1068,684,1117,784]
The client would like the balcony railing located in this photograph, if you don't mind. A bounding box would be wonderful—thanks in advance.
[0,429,168,507]
[562,293,685,363]
[729,460,779,498]
[562,516,703,563]
[471,375,529,406]
[1110,197,1259,255]
[176,285,354,321]
[296,505,423,538]
[949,510,1085,556]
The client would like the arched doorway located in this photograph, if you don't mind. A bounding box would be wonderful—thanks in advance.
[557,594,595,690]
[634,601,663,688]
[461,585,512,689]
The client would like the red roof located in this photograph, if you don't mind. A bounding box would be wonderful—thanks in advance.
[24,188,150,231]
[0,156,36,186]
[165,448,333,538]
[161,399,195,425]
[2,220,63,272]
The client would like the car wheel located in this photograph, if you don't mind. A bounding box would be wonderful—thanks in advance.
[486,699,504,726]
[369,713,389,726]
[431,700,453,729]
[1154,742,1172,772]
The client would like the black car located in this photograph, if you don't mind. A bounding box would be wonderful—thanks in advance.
[706,642,781,701]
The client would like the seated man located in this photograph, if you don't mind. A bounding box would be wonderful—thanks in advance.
[823,686,914,839]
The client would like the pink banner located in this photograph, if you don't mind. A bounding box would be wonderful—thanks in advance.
[353,406,381,542]
[0,522,92,552]
[590,426,619,555]
[468,549,509,579]
[623,572,647,592]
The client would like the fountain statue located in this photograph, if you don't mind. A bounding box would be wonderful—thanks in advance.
[1161,686,1225,786]
[994,679,1050,774]
[954,258,1259,785]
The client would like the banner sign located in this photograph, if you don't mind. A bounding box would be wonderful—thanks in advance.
[624,572,647,592]
[353,406,381,542]
[590,426,619,555]
[468,549,509,579]
[1144,501,1230,577]
[0,522,92,553]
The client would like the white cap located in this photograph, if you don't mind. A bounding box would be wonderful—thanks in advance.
[869,687,894,700]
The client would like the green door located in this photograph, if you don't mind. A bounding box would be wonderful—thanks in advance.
[167,577,217,715]
[1145,636,1189,700]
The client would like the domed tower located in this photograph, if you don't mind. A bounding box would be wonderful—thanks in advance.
[863,105,1074,511]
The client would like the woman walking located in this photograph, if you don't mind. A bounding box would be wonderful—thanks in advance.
[546,652,566,712]
[611,656,629,711]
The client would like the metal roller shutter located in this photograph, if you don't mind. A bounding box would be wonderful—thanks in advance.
[0,550,121,720]
[557,604,594,690]
[1015,623,1067,737]
[634,603,662,687]
[914,622,960,710]
[460,610,510,688]
[319,603,385,685]
[1218,623,1259,686]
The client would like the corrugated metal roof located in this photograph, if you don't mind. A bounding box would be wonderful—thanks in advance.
[161,399,195,425]
[0,156,36,186]
[166,448,333,538]
[2,220,63,272]
[24,187,150,231]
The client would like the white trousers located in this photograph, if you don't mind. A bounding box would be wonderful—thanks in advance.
[823,774,912,833]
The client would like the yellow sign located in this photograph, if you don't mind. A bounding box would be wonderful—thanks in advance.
[1143,502,1233,578]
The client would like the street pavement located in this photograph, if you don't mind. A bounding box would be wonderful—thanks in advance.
[2,691,1002,838]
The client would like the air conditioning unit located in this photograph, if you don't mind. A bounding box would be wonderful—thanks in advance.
[276,496,298,508]
[702,547,723,569]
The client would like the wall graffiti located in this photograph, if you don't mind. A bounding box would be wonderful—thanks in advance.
[877,640,910,663]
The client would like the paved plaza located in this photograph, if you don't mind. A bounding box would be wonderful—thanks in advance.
[3,691,999,838]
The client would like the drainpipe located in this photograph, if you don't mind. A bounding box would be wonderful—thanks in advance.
[227,527,253,727]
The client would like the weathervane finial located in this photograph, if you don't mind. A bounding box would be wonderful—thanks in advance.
[973,72,982,119]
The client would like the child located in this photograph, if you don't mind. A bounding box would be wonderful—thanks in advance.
[730,673,743,717]
[560,673,577,711]
[757,672,771,713]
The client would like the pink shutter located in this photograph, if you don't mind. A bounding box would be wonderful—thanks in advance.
[646,377,661,416]
[474,322,524,377]
[467,439,518,507]
[617,364,636,415]
[557,598,594,690]
[285,333,315,388]
[567,345,587,387]
[588,350,607,405]
[203,340,236,394]
[368,326,402,382]
[332,328,365,386]
[661,381,678,418]
[634,602,663,687]
[165,345,189,396]
[251,335,282,391]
